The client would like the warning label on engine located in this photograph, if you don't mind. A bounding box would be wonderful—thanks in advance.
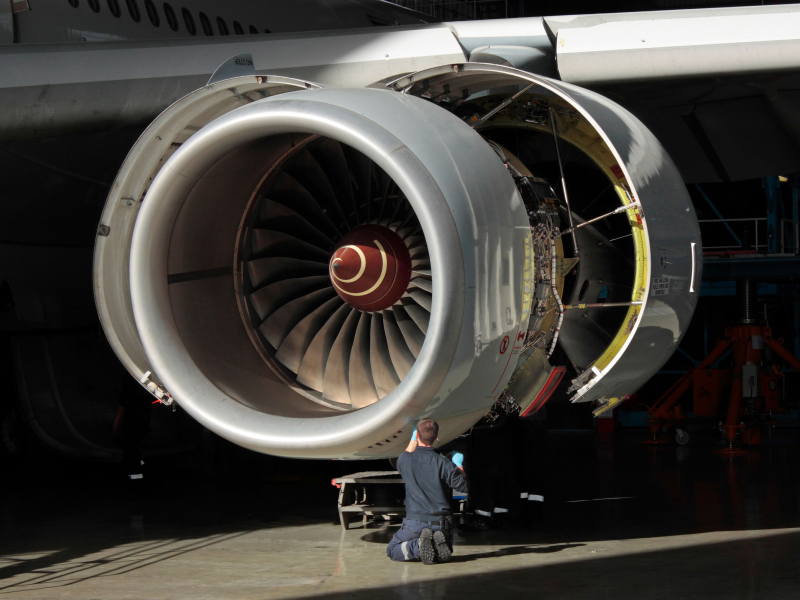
[651,277,670,296]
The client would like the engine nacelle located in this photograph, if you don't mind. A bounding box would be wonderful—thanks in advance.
[95,76,531,458]
[95,66,701,458]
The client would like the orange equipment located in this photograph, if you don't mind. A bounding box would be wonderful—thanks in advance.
[643,324,800,452]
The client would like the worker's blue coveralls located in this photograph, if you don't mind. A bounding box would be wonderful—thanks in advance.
[387,446,468,561]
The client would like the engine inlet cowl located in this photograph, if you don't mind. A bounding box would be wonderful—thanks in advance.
[96,78,531,459]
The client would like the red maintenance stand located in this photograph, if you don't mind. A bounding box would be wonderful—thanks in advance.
[643,283,800,453]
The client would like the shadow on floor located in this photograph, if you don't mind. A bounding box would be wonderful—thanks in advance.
[445,543,584,563]
[313,530,800,600]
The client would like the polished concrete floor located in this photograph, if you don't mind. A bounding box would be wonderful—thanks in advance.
[2,431,800,599]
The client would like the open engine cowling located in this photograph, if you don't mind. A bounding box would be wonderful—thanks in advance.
[95,76,531,458]
[95,66,701,459]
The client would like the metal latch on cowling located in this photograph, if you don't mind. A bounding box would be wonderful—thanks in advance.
[140,371,175,410]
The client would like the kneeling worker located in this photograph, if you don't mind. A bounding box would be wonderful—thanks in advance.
[387,419,468,564]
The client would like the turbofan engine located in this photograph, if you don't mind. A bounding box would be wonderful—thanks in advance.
[94,67,701,459]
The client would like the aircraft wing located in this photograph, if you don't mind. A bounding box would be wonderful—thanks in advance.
[0,24,465,143]
[540,5,800,183]
[546,4,800,85]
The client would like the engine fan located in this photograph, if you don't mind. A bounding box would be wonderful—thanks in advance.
[236,137,432,410]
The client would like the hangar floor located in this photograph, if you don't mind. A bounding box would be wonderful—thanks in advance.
[2,431,799,599]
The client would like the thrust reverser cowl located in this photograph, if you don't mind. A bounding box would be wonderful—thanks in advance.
[94,76,532,459]
[385,64,701,406]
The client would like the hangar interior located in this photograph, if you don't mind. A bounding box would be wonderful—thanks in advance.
[2,0,800,598]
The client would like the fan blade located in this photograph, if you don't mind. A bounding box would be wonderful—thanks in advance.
[411,257,431,270]
[259,287,338,350]
[404,303,430,334]
[370,313,401,398]
[296,303,353,392]
[275,296,343,373]
[348,312,380,408]
[322,309,361,403]
[250,230,330,262]
[401,225,423,241]
[309,139,357,229]
[247,257,328,290]
[392,305,425,358]
[271,172,341,240]
[409,277,432,293]
[247,275,331,321]
[382,311,416,379]
[404,236,425,250]
[387,196,407,228]
[376,177,394,224]
[408,289,432,311]
[342,144,372,224]
[412,268,432,277]
[284,150,349,232]
[259,200,333,250]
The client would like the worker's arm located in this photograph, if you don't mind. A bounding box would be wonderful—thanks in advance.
[451,452,466,478]
[443,458,469,494]
[404,426,418,453]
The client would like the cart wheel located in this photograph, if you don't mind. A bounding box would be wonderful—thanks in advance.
[675,429,690,446]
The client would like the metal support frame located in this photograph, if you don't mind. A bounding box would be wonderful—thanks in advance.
[763,176,781,254]
[695,184,742,247]
[562,300,642,310]
[473,82,534,127]
[549,107,579,256]
[561,202,639,236]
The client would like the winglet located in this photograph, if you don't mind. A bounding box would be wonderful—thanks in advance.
[208,54,256,86]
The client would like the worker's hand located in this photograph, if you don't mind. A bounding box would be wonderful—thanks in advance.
[405,426,419,453]
[451,452,464,468]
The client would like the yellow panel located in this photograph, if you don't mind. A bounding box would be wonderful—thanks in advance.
[476,94,648,375]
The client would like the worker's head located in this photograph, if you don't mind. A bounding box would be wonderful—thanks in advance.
[416,419,439,446]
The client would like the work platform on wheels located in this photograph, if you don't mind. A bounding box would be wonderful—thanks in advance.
[332,471,406,530]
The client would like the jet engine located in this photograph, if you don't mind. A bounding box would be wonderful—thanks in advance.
[94,66,701,459]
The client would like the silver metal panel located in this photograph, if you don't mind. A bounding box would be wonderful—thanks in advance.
[0,25,464,142]
[552,6,800,85]
[444,17,552,55]
[94,77,317,385]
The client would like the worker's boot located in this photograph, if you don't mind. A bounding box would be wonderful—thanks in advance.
[433,531,452,563]
[419,528,435,565]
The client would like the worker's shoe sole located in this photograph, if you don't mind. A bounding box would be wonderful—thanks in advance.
[419,528,435,565]
[433,531,451,563]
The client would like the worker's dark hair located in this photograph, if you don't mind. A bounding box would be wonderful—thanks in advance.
[417,419,438,445]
